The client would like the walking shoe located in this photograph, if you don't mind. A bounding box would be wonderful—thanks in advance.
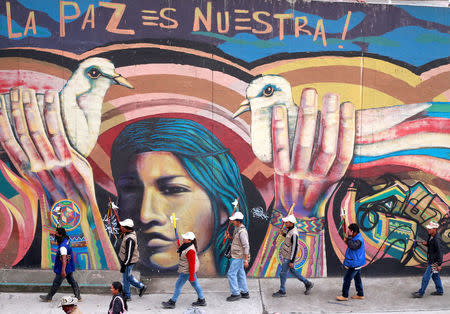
[430,291,443,296]
[226,294,241,301]
[39,295,51,302]
[126,297,132,302]
[192,298,206,306]
[139,285,147,297]
[336,295,348,301]
[304,281,314,295]
[351,295,365,300]
[75,295,82,302]
[241,292,250,299]
[411,292,423,298]
[162,299,176,309]
[272,290,287,297]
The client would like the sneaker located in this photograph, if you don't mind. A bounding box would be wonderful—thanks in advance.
[162,299,176,309]
[192,298,206,306]
[226,294,241,302]
[430,291,443,296]
[39,295,51,302]
[241,292,250,299]
[304,281,314,295]
[412,292,423,298]
[336,295,348,301]
[351,295,365,300]
[75,296,82,302]
[272,290,287,297]
[139,285,147,297]
[126,297,132,302]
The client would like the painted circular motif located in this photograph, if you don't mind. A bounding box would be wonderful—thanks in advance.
[51,199,81,231]
[276,238,309,269]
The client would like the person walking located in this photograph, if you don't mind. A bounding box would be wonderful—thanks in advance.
[119,219,147,300]
[225,211,250,301]
[162,232,206,309]
[336,223,366,301]
[58,296,82,313]
[40,227,81,302]
[109,281,128,314]
[272,214,314,297]
[412,221,444,298]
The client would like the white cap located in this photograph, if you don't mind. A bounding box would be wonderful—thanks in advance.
[426,221,439,229]
[282,214,297,224]
[229,211,244,221]
[120,218,134,228]
[182,232,196,240]
[58,295,78,307]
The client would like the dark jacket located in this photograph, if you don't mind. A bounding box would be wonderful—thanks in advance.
[426,233,443,266]
[108,294,126,314]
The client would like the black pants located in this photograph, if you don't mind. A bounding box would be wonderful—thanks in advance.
[47,272,80,299]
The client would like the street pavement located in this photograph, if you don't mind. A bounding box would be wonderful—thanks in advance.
[0,276,448,313]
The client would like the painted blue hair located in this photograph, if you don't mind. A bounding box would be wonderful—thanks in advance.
[111,117,248,275]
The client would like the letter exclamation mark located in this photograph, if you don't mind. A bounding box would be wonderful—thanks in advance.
[339,11,352,49]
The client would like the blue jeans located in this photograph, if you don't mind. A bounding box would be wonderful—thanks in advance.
[171,273,204,302]
[227,258,249,295]
[279,258,308,293]
[122,264,144,298]
[418,263,444,295]
[342,267,363,298]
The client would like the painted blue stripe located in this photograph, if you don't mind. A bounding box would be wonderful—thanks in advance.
[353,148,450,164]
[427,112,450,119]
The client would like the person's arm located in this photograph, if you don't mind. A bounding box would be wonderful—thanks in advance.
[186,250,196,282]
[240,231,250,267]
[290,234,298,264]
[60,246,67,277]
[124,237,135,266]
[434,237,443,266]
[347,237,362,250]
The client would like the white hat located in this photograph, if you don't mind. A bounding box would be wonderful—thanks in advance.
[229,211,244,221]
[282,214,297,224]
[120,218,134,228]
[182,232,196,240]
[426,221,439,229]
[58,295,78,307]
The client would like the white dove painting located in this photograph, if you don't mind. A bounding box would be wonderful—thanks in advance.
[233,75,433,164]
[3,57,133,157]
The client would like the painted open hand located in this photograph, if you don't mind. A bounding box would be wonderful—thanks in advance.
[272,89,355,215]
[0,88,118,269]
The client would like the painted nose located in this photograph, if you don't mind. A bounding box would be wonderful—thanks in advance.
[140,187,169,226]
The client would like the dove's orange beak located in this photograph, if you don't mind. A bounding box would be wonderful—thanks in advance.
[232,99,250,119]
[113,75,134,89]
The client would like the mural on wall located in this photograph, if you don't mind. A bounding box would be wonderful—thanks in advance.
[0,0,448,277]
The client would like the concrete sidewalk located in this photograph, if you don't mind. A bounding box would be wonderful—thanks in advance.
[0,277,448,313]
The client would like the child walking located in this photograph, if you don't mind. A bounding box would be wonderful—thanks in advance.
[162,232,206,309]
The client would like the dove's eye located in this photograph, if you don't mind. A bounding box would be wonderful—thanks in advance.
[263,85,274,97]
[87,68,101,79]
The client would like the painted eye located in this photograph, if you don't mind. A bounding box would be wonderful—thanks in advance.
[87,68,101,79]
[263,85,274,97]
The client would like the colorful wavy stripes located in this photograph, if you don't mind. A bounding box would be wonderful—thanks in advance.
[0,161,38,266]
[356,117,450,144]
[348,155,450,181]
[354,148,450,163]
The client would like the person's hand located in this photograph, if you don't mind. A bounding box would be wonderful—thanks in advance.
[61,270,66,278]
[270,89,355,215]
[225,231,231,239]
[120,263,126,273]
[437,265,442,272]
[244,261,249,269]
[289,262,294,269]
[0,88,119,270]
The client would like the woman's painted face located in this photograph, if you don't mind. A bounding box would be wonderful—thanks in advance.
[116,151,213,272]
